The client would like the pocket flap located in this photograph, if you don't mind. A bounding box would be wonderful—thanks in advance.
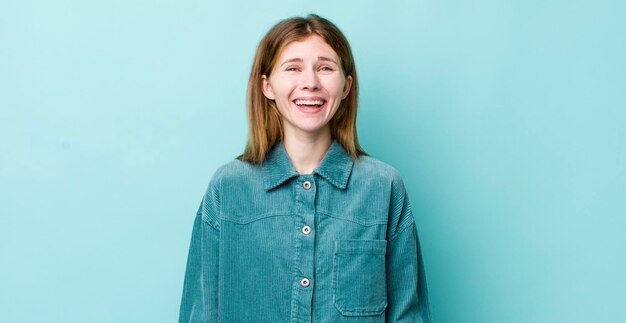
[335,239,387,255]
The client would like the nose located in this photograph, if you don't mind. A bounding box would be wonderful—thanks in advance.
[301,68,320,91]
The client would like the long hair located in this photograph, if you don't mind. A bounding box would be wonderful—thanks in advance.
[240,14,366,164]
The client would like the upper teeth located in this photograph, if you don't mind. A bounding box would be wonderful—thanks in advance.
[295,99,324,106]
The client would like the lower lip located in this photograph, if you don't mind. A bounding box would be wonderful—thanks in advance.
[293,102,325,114]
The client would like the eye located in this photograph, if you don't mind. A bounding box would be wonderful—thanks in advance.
[285,66,299,72]
[319,66,334,72]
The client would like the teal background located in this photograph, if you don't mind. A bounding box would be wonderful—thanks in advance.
[1,0,624,322]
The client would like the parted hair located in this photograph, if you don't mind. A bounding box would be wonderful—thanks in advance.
[239,14,366,164]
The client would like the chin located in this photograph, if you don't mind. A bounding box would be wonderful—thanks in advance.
[298,124,331,134]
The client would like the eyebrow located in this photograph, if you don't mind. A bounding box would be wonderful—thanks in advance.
[318,56,338,64]
[280,56,339,66]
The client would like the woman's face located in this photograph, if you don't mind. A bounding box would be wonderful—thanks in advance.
[262,35,352,138]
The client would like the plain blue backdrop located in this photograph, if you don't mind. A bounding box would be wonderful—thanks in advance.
[1,1,624,322]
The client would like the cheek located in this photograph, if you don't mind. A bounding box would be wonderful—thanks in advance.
[273,80,296,99]
[326,77,346,96]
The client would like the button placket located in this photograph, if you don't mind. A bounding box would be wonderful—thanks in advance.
[291,175,316,322]
[300,180,314,237]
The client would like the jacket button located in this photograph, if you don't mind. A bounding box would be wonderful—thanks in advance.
[300,278,310,287]
[303,181,311,190]
[302,225,311,235]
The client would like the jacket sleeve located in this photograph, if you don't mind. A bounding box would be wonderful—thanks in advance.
[385,175,433,323]
[179,182,221,323]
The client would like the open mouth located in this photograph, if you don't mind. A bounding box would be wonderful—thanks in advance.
[292,99,326,113]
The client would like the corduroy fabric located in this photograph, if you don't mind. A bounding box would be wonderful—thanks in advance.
[179,140,433,323]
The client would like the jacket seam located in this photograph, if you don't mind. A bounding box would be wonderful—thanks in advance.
[389,220,415,242]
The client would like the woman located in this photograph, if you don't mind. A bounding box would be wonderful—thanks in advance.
[179,14,433,323]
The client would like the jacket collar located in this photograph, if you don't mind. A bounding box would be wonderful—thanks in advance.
[262,140,355,191]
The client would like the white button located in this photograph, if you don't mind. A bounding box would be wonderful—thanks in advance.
[300,278,310,287]
[302,225,311,235]
[303,181,311,190]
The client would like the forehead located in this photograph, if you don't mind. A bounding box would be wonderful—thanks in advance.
[276,35,339,62]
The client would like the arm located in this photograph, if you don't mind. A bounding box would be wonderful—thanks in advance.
[179,184,221,323]
[386,222,433,322]
[386,175,433,322]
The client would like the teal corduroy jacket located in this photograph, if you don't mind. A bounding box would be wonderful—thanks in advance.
[179,140,433,322]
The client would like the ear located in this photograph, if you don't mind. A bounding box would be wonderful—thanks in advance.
[261,75,275,100]
[341,75,353,99]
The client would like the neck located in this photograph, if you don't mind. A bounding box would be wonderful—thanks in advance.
[283,128,332,174]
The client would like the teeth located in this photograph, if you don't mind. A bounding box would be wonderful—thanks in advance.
[295,99,324,106]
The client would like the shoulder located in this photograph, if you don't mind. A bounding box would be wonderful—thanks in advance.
[355,156,416,235]
[212,158,260,181]
[197,159,255,225]
[353,155,406,190]
[207,158,261,190]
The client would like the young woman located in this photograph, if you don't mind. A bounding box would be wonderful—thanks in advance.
[179,14,433,323]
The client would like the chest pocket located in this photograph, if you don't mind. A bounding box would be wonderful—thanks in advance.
[332,239,388,316]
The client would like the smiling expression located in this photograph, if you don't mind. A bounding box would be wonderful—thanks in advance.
[262,35,353,138]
